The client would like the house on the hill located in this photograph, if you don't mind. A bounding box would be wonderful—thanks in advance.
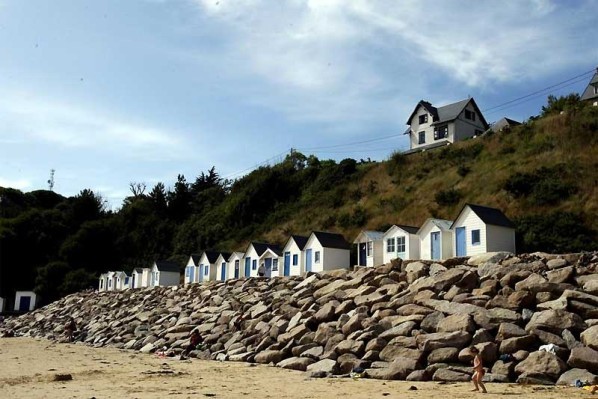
[151,261,180,287]
[198,251,221,282]
[14,291,37,312]
[382,224,420,263]
[581,68,598,106]
[404,98,489,152]
[303,231,351,272]
[228,252,244,279]
[215,252,232,281]
[418,219,454,260]
[282,235,308,276]
[353,230,384,267]
[184,254,201,285]
[450,204,516,256]
[259,247,283,277]
[243,242,280,278]
[488,117,521,133]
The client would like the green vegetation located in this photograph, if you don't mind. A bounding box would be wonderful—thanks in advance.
[1,94,597,305]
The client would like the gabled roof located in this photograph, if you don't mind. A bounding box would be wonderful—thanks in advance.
[353,230,384,243]
[290,235,309,250]
[260,247,282,259]
[247,242,281,257]
[451,204,515,229]
[201,250,221,264]
[395,224,420,235]
[216,252,232,262]
[417,218,453,235]
[581,70,598,101]
[406,98,489,130]
[154,260,180,273]
[133,268,143,273]
[406,100,439,125]
[311,231,351,250]
[228,252,244,261]
[489,117,521,133]
[189,254,201,266]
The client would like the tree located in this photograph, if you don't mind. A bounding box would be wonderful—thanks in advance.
[148,182,168,216]
[168,174,192,221]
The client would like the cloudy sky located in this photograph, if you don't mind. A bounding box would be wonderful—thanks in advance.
[1,0,596,207]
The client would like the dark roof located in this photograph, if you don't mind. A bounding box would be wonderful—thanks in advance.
[189,254,201,265]
[395,224,420,235]
[406,98,489,130]
[489,117,521,133]
[154,260,180,273]
[581,71,598,101]
[217,252,232,261]
[290,235,309,250]
[406,100,438,125]
[312,231,351,250]
[134,268,143,273]
[248,242,281,257]
[201,250,221,264]
[451,204,515,229]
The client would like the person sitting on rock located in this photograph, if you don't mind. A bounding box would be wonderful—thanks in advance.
[180,329,203,360]
[64,317,77,342]
[470,346,487,394]
[258,262,265,277]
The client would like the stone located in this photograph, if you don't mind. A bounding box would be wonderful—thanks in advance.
[556,368,598,386]
[496,323,527,341]
[416,331,471,352]
[410,268,466,293]
[516,372,555,385]
[525,309,586,334]
[432,368,471,382]
[436,314,475,334]
[514,351,567,379]
[499,335,536,354]
[365,357,418,380]
[277,357,315,371]
[581,325,598,350]
[420,312,445,333]
[568,347,598,373]
[468,252,512,266]
[341,314,364,336]
[546,266,574,284]
[254,350,283,364]
[405,262,428,283]
[427,347,459,364]
[300,346,324,359]
[139,343,155,353]
[306,359,339,375]
[314,302,337,322]
[546,258,568,269]
[313,278,362,299]
[530,328,567,347]
[379,345,423,364]
[406,369,430,381]
[335,339,365,357]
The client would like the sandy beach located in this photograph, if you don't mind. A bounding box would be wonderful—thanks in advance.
[0,338,589,399]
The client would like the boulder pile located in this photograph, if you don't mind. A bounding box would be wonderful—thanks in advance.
[6,251,598,385]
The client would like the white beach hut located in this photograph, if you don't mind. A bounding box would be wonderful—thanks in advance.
[382,224,420,263]
[303,231,351,273]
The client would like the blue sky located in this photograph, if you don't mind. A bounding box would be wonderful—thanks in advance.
[1,0,597,208]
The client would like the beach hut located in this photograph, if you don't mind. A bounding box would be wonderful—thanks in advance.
[215,252,232,281]
[130,268,144,289]
[303,231,351,273]
[281,235,308,276]
[14,291,37,312]
[353,230,384,267]
[227,252,244,279]
[98,273,109,292]
[382,224,420,263]
[184,254,201,285]
[198,251,221,282]
[113,271,129,290]
[418,218,454,260]
[259,247,283,277]
[243,242,281,278]
[151,261,181,287]
[450,204,516,256]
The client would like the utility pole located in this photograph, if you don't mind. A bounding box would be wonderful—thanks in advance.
[47,169,55,191]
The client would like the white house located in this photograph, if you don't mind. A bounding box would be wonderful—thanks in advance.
[130,268,149,289]
[151,261,181,287]
[215,252,232,281]
[581,68,598,106]
[243,242,281,278]
[227,252,244,280]
[418,219,454,261]
[98,273,109,292]
[259,248,283,277]
[113,271,129,290]
[198,251,220,282]
[14,291,37,312]
[450,204,516,256]
[139,268,152,288]
[404,98,489,152]
[281,235,308,276]
[353,230,384,267]
[184,254,201,285]
[382,224,420,264]
[106,271,117,291]
[303,231,351,273]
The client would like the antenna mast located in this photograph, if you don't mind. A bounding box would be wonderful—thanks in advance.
[47,169,55,191]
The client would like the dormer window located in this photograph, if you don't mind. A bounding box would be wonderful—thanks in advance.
[419,114,428,124]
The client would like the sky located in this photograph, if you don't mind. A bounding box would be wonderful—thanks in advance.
[0,0,597,208]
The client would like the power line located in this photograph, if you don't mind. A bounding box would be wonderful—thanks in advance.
[298,132,404,151]
[221,149,290,180]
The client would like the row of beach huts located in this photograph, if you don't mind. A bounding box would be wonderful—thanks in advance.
[99,204,516,291]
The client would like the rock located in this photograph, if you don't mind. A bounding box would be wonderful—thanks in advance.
[420,312,445,333]
[335,339,365,357]
[546,258,568,269]
[379,345,423,364]
[556,368,598,386]
[365,357,418,380]
[427,347,459,364]
[499,335,536,354]
[496,323,527,341]
[530,328,567,347]
[306,359,339,375]
[277,357,315,371]
[436,314,475,334]
[314,302,337,322]
[341,314,364,336]
[405,262,428,283]
[546,266,574,284]
[514,351,567,380]
[562,329,583,350]
[432,368,471,382]
[406,369,430,381]
[525,309,586,334]
[471,329,494,345]
[254,350,283,364]
[140,343,155,353]
[468,252,512,266]
[581,325,598,350]
[568,347,598,373]
[491,360,514,378]
[300,345,324,359]
[410,268,466,293]
[416,331,471,352]
[516,372,556,385]
[365,338,387,352]
[313,278,362,299]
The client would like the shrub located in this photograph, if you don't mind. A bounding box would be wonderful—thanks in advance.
[503,166,576,205]
[541,93,581,117]
[435,188,461,207]
[457,164,470,177]
[387,150,407,176]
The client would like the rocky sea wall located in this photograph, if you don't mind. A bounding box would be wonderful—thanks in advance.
[6,251,598,385]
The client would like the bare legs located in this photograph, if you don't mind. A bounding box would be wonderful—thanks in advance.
[471,371,487,393]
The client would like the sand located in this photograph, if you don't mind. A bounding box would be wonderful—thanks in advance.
[0,337,589,399]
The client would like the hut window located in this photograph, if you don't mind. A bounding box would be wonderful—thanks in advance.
[386,238,395,253]
[315,251,321,263]
[471,229,481,245]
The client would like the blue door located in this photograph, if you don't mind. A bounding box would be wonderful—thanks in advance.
[284,252,291,276]
[234,261,240,278]
[199,264,204,282]
[305,249,312,272]
[19,296,31,312]
[264,258,272,277]
[221,262,227,280]
[131,274,136,288]
[359,243,367,266]
[431,232,441,260]
[456,227,466,257]
[189,267,194,283]
[245,257,251,277]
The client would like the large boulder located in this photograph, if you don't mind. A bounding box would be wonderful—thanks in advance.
[496,322,527,341]
[567,347,598,373]
[525,309,586,334]
[437,314,475,334]
[277,357,315,371]
[306,359,339,375]
[427,347,459,364]
[365,357,418,380]
[580,325,598,350]
[556,368,598,386]
[432,368,471,382]
[254,350,283,364]
[416,331,471,352]
[514,351,567,380]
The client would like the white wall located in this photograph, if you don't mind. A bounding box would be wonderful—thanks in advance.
[14,291,37,312]
[131,271,143,289]
[355,237,383,267]
[244,246,260,277]
[486,225,516,253]
[452,208,487,256]
[184,257,197,285]
[383,228,420,263]
[215,256,228,281]
[227,253,243,280]
[305,238,324,272]
[452,103,487,142]
[98,275,108,292]
[323,247,350,271]
[283,240,304,276]
[419,222,453,260]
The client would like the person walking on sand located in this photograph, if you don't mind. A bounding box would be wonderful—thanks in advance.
[64,317,77,342]
[470,347,487,393]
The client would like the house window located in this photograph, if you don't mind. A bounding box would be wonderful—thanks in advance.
[272,259,279,271]
[472,229,481,245]
[418,132,426,144]
[465,109,476,121]
[292,254,298,266]
[367,241,373,257]
[434,125,448,140]
[419,114,428,124]
[315,251,321,263]
[397,236,406,253]
[594,85,598,95]
[125,277,129,285]
[204,266,209,275]
[252,259,257,270]
[386,238,395,253]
